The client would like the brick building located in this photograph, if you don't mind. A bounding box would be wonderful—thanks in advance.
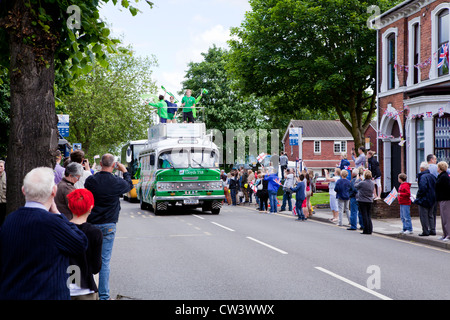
[282,120,377,176]
[376,0,450,193]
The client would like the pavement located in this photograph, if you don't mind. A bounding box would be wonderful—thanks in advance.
[285,207,450,251]
[239,202,450,251]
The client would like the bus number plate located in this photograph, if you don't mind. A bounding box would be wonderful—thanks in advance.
[184,198,199,205]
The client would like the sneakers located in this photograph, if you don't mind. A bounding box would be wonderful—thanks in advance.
[438,236,450,241]
[402,230,413,235]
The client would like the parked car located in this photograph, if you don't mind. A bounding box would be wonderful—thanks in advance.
[315,176,329,191]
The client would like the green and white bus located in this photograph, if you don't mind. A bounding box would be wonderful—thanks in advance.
[136,123,224,215]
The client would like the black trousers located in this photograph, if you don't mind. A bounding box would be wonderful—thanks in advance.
[0,203,7,227]
[183,111,194,123]
[358,201,373,234]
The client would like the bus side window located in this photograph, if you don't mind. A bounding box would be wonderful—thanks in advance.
[150,154,155,166]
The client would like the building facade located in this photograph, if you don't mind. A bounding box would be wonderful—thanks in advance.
[282,120,377,176]
[377,0,450,192]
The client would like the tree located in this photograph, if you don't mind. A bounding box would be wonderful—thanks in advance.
[227,0,400,147]
[59,50,157,158]
[0,0,153,213]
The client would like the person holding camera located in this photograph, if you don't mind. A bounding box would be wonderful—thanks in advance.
[352,146,366,169]
[70,149,92,188]
[84,154,133,300]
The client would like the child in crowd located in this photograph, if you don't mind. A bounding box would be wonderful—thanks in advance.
[398,173,413,234]
[67,188,103,300]
[291,174,306,221]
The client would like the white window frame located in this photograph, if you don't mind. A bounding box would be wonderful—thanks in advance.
[430,3,450,80]
[334,140,347,154]
[407,17,421,87]
[314,140,321,154]
[381,27,399,93]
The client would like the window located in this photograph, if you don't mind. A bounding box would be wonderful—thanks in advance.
[314,141,321,154]
[334,141,347,153]
[438,9,449,76]
[387,33,396,89]
[416,117,425,174]
[413,23,420,84]
[435,114,450,163]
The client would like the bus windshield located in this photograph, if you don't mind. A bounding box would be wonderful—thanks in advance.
[191,149,219,168]
[157,149,219,169]
[158,149,189,169]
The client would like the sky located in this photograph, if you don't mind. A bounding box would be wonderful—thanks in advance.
[99,0,252,97]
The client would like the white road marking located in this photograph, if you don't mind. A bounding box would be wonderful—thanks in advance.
[193,215,205,220]
[315,267,392,300]
[246,237,288,255]
[211,222,235,232]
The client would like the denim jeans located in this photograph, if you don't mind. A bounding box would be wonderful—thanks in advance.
[280,191,292,211]
[295,200,305,219]
[337,199,350,226]
[349,197,359,229]
[268,190,278,213]
[400,205,413,232]
[230,189,237,206]
[93,223,117,300]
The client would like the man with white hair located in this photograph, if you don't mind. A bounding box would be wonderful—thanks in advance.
[0,167,88,300]
[55,162,84,220]
[414,161,437,236]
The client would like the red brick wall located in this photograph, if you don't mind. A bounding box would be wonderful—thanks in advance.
[376,0,449,180]
[283,135,355,162]
[378,0,448,89]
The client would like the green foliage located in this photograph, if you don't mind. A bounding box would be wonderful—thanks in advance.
[0,0,154,157]
[58,50,158,158]
[0,68,10,159]
[227,0,401,145]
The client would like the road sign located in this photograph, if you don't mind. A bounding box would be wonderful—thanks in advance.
[57,114,70,137]
[289,128,300,146]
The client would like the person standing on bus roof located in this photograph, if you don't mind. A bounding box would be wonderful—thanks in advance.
[181,89,196,123]
[164,90,178,123]
[148,95,168,123]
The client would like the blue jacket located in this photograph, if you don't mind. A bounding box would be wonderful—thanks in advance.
[85,171,133,224]
[0,207,88,300]
[414,169,436,208]
[291,181,306,203]
[334,178,351,200]
[264,174,281,193]
[164,100,178,114]
[349,177,358,198]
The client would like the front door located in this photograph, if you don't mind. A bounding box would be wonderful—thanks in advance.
[390,142,402,191]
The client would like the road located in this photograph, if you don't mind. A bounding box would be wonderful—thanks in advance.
[109,199,450,301]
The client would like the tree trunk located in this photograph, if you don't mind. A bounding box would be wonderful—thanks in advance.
[5,0,58,214]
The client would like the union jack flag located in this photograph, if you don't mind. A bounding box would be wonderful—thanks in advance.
[437,43,449,69]
[384,187,398,206]
[439,107,445,117]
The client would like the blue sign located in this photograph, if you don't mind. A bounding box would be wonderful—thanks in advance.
[57,115,69,138]
[289,128,299,146]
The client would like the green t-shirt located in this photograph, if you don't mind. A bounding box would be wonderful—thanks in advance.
[181,96,196,113]
[149,100,168,119]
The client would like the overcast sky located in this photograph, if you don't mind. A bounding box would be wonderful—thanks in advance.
[99,0,251,97]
